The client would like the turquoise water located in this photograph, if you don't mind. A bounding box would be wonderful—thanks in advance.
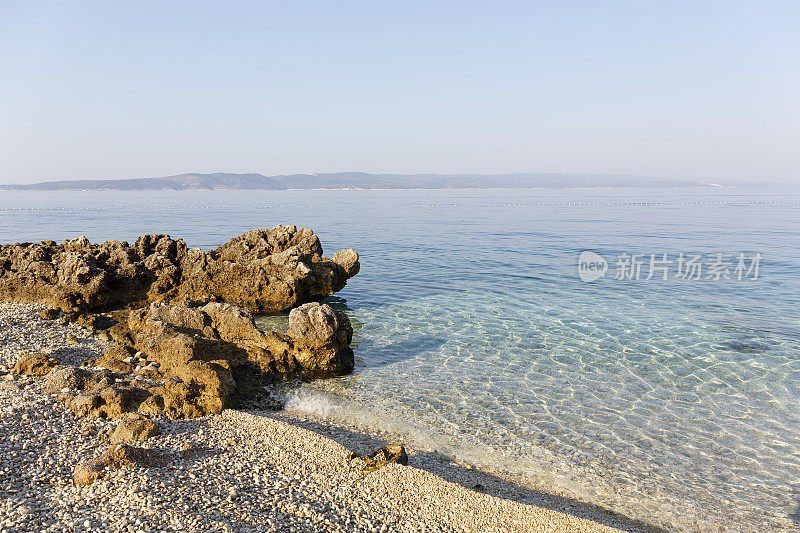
[2,188,800,531]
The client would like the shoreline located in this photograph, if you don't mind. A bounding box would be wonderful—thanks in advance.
[272,409,662,533]
[0,302,654,532]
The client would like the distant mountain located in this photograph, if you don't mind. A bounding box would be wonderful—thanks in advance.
[0,172,712,191]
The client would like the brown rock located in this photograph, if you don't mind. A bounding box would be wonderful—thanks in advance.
[358,444,409,474]
[13,352,56,376]
[287,302,354,375]
[109,415,161,443]
[200,302,264,345]
[67,392,101,417]
[0,226,358,314]
[42,365,91,393]
[287,302,339,349]
[75,313,117,332]
[333,249,360,277]
[137,300,355,378]
[66,384,152,419]
[56,299,356,421]
[164,360,235,418]
[73,462,104,486]
[74,444,166,485]
[59,312,79,325]
[91,346,137,374]
[102,443,165,467]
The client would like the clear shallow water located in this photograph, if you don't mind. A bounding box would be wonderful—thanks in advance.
[2,188,800,531]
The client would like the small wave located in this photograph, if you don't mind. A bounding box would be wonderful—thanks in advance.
[277,385,565,482]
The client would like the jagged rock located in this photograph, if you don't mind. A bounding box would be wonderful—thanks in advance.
[74,444,166,485]
[44,365,152,419]
[117,301,354,418]
[2,226,361,422]
[53,301,351,420]
[76,313,117,332]
[126,307,239,417]
[356,444,409,474]
[162,360,235,418]
[109,415,161,443]
[0,226,359,314]
[13,353,56,376]
[67,385,152,419]
[201,302,266,345]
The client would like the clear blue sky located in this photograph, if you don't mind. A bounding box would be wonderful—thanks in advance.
[1,1,798,184]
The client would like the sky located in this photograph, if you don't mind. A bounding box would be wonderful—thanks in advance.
[0,1,798,185]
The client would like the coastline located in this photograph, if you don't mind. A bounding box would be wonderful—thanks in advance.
[0,185,720,192]
[273,409,662,533]
[1,302,654,532]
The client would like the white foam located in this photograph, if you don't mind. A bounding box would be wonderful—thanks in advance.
[277,385,590,500]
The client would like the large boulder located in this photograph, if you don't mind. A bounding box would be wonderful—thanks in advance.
[333,249,360,277]
[287,302,354,375]
[287,302,341,349]
[90,346,137,374]
[0,226,359,314]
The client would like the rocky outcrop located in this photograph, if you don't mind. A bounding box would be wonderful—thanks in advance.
[0,226,359,314]
[128,300,354,379]
[53,300,354,420]
[4,226,361,422]
[67,383,153,420]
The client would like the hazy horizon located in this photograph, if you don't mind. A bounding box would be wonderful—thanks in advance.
[1,1,798,185]
[1,170,796,189]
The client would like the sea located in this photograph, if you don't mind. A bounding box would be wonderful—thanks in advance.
[1,187,799,531]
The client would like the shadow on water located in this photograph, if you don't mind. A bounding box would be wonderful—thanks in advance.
[358,336,447,369]
[269,412,666,533]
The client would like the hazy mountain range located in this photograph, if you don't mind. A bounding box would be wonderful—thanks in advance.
[0,172,714,191]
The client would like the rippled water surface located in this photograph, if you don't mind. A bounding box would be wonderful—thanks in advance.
[2,188,800,531]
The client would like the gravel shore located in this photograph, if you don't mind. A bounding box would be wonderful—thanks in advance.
[0,303,651,533]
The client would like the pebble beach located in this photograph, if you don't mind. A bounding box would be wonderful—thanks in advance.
[0,302,655,533]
